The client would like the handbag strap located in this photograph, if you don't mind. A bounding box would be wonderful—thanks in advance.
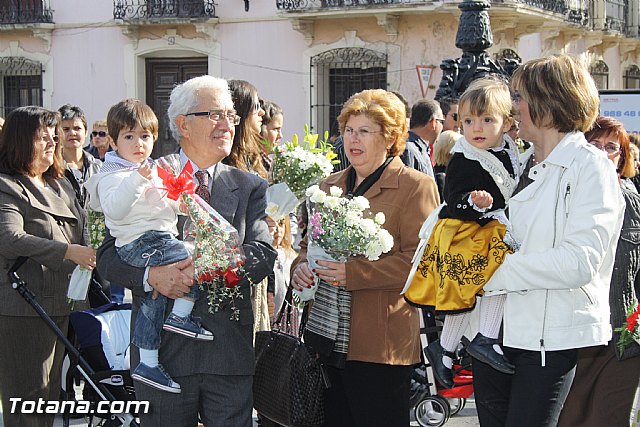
[273,286,310,338]
[274,286,294,329]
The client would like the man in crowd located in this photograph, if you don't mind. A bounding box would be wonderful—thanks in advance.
[438,96,460,133]
[97,75,276,426]
[400,99,444,177]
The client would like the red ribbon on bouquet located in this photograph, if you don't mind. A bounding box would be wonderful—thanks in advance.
[156,161,197,200]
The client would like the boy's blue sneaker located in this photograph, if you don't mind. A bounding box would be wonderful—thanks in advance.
[131,363,181,394]
[163,313,215,341]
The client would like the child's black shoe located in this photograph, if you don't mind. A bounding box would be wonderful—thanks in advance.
[466,333,515,374]
[425,339,454,389]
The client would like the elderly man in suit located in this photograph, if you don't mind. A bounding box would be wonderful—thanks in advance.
[96,75,276,426]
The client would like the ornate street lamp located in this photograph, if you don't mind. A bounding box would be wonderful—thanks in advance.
[435,0,520,100]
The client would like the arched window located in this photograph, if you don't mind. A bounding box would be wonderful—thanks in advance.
[310,48,387,138]
[590,60,609,90]
[0,57,43,117]
[624,65,640,89]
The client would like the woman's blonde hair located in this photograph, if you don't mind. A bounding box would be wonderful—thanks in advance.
[433,130,462,166]
[511,55,599,133]
[337,89,408,157]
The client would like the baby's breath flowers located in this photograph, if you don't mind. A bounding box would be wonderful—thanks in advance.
[182,194,246,321]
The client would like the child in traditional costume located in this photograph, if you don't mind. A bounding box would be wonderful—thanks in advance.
[402,77,521,388]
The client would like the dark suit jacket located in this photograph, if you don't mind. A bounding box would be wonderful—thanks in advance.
[0,173,88,317]
[97,158,277,377]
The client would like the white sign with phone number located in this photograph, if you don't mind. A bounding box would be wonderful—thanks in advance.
[600,92,640,136]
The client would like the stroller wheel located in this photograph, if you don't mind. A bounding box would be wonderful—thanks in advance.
[447,397,466,416]
[414,395,451,427]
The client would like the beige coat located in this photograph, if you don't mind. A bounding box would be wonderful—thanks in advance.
[0,173,87,317]
[295,157,439,365]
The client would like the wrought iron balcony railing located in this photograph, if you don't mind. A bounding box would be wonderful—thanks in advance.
[114,0,217,21]
[0,0,53,25]
[276,0,590,27]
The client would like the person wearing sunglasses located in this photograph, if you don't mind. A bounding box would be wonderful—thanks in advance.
[558,116,640,426]
[439,96,460,134]
[87,119,113,161]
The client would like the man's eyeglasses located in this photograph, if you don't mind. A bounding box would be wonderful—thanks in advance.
[434,118,445,125]
[185,110,241,125]
[91,131,107,138]
[588,139,621,155]
[343,126,383,138]
[450,112,459,122]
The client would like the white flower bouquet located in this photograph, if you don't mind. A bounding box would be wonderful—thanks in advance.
[295,185,394,301]
[267,125,337,219]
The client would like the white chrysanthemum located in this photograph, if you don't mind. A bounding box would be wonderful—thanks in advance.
[310,189,327,204]
[374,212,385,225]
[265,202,279,218]
[379,229,394,252]
[364,240,384,261]
[324,196,341,209]
[306,185,320,197]
[352,196,370,210]
[329,186,343,197]
[345,211,360,227]
[359,218,378,237]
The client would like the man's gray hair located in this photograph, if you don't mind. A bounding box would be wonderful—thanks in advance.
[167,75,233,142]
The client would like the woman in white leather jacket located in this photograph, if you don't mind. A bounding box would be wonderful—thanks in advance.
[473,55,625,427]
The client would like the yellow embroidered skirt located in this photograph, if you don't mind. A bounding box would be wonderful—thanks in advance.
[404,218,512,313]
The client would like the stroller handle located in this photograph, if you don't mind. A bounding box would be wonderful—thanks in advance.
[8,256,28,283]
[9,256,28,273]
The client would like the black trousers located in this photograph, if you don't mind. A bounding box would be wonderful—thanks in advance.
[473,347,577,427]
[322,361,412,427]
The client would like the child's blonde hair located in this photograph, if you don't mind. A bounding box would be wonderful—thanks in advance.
[459,76,514,122]
[107,99,159,143]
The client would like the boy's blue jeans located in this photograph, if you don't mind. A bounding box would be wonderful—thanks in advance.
[117,230,195,351]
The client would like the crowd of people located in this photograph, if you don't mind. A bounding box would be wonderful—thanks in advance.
[0,53,638,427]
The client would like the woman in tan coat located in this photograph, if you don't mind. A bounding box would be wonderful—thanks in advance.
[291,89,439,427]
[0,107,95,427]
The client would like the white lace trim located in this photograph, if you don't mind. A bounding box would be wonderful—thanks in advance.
[451,135,521,203]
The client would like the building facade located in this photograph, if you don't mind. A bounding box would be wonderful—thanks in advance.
[1,0,638,156]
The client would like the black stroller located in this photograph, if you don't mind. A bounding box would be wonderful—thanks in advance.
[8,257,139,427]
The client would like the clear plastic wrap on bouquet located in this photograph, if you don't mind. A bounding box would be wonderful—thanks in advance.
[182,193,246,286]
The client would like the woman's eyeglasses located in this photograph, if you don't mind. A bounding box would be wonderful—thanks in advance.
[91,131,107,137]
[588,139,621,155]
[343,126,383,138]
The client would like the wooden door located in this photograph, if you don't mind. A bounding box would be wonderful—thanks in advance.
[145,58,208,158]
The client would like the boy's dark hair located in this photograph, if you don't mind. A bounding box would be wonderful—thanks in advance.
[107,99,159,143]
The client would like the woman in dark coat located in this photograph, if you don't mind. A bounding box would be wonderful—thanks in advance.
[0,107,96,427]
